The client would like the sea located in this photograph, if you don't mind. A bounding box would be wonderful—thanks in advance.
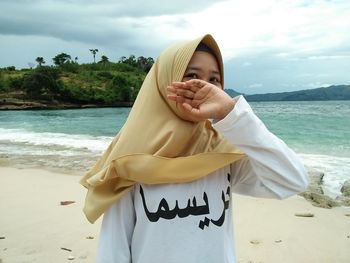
[0,100,349,197]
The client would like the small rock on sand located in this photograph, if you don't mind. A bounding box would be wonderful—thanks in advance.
[250,240,261,245]
[341,180,350,197]
[295,212,314,217]
[60,201,75,206]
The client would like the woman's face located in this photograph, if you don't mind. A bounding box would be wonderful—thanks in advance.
[174,50,222,122]
[182,51,222,88]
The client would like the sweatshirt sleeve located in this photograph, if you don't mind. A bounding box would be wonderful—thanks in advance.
[96,189,135,263]
[212,95,308,199]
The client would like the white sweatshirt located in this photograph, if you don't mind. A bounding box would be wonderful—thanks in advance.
[96,96,308,263]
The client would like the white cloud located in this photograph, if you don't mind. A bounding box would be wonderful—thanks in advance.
[303,82,333,88]
[242,62,252,67]
[307,55,350,60]
[249,83,263,88]
[205,0,350,59]
[1,0,349,60]
[0,0,349,92]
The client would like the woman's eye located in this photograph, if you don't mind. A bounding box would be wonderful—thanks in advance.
[210,77,220,83]
[185,73,198,79]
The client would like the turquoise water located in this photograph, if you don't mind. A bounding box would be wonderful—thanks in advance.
[1,100,349,195]
[0,107,130,137]
[252,100,350,157]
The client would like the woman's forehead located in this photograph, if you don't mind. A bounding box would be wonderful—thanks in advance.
[186,51,220,72]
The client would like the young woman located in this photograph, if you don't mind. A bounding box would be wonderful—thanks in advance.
[80,34,308,263]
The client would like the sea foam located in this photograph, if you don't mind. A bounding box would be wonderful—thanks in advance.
[300,153,350,197]
[0,128,112,153]
[1,127,349,197]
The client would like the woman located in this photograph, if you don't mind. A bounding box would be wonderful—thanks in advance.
[80,34,308,263]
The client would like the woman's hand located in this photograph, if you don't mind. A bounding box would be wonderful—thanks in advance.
[167,79,235,122]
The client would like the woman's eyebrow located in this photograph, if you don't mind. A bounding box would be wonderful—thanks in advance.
[185,66,201,71]
[185,66,220,75]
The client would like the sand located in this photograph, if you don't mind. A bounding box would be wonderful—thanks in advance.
[0,166,349,263]
[0,167,101,263]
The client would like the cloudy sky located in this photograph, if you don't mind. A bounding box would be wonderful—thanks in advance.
[1,0,349,94]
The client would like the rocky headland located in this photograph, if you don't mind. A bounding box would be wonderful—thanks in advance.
[300,170,350,208]
[0,96,132,110]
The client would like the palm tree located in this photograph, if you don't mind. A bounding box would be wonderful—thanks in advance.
[35,57,45,67]
[89,49,99,63]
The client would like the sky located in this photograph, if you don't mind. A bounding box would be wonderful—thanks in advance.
[0,0,349,94]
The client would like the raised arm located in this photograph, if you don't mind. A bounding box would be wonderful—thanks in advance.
[213,95,308,199]
[167,79,308,199]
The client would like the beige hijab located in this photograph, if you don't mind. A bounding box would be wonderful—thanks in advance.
[80,34,246,223]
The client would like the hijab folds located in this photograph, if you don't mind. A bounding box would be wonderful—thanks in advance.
[80,34,246,223]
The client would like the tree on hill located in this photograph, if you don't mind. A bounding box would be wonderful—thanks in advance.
[35,57,45,67]
[119,55,154,72]
[137,56,154,72]
[22,66,61,98]
[53,53,71,66]
[119,56,127,63]
[89,49,99,63]
[107,74,132,102]
[99,55,109,66]
[122,55,137,67]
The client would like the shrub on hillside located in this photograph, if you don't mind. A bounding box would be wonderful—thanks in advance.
[22,66,61,98]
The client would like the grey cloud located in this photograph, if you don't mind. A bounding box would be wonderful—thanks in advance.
[0,17,99,40]
[1,0,349,93]
[0,0,223,30]
[0,0,203,56]
[52,0,226,16]
[224,48,350,94]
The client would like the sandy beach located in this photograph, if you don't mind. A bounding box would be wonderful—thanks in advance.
[0,166,349,263]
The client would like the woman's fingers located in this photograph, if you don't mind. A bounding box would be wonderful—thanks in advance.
[170,81,202,92]
[167,80,207,99]
[167,80,213,109]
[167,94,193,105]
[167,79,234,121]
[181,102,209,120]
[184,79,206,89]
[167,92,202,108]
[167,85,195,99]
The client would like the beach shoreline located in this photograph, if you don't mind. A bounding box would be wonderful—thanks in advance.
[1,166,350,263]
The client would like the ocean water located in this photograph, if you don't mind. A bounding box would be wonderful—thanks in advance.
[0,100,349,196]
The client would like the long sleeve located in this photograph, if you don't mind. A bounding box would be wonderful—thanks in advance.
[96,188,136,263]
[212,95,308,199]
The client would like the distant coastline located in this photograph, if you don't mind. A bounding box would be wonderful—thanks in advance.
[0,97,133,111]
[1,61,349,110]
[2,84,350,110]
[226,84,350,102]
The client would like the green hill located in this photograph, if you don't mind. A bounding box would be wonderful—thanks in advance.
[0,55,153,110]
[225,89,242,97]
[244,85,350,101]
